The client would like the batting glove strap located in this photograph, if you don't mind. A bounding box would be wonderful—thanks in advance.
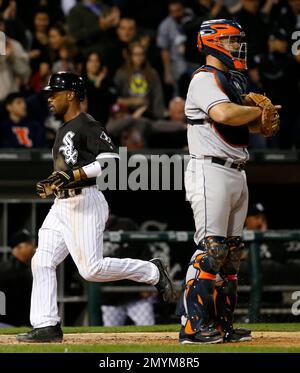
[50,170,74,189]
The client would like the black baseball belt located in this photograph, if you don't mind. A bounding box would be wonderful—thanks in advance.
[191,155,246,171]
[56,188,82,199]
[55,183,97,199]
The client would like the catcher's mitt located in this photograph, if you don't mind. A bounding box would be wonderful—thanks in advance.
[243,92,280,137]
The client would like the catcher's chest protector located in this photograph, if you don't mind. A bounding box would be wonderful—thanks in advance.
[203,66,249,147]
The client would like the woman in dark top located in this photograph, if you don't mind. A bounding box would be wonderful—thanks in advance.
[83,52,117,124]
[29,9,50,73]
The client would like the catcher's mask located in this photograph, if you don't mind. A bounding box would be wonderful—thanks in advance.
[197,19,247,70]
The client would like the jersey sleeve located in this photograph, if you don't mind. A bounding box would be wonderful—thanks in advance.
[86,121,119,161]
[190,72,230,114]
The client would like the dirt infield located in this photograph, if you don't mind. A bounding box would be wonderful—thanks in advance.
[1,331,300,347]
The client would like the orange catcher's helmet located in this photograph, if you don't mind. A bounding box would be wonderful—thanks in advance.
[197,19,247,70]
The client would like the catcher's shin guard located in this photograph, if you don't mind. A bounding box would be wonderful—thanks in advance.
[215,236,244,333]
[214,276,237,333]
[181,236,228,334]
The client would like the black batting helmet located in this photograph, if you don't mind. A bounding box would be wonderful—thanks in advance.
[43,71,85,101]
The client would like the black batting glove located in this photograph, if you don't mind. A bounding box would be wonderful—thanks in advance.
[36,178,55,199]
[49,168,83,190]
[48,170,75,190]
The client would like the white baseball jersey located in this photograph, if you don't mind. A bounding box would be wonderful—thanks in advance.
[185,69,249,162]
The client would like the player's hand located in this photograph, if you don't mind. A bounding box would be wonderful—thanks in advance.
[47,168,85,191]
[47,171,75,191]
[36,178,55,199]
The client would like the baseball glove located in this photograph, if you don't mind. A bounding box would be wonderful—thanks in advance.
[243,93,280,137]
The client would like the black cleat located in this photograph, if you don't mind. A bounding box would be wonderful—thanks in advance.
[150,258,175,302]
[179,325,223,344]
[223,328,252,343]
[16,324,63,343]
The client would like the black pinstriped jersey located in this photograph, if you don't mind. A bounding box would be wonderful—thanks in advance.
[52,112,118,188]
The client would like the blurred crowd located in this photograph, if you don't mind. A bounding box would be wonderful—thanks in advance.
[0,0,300,150]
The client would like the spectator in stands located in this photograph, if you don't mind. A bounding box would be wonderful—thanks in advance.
[28,9,50,73]
[83,52,116,124]
[0,229,34,327]
[0,15,31,101]
[0,93,45,148]
[100,213,155,326]
[48,22,76,64]
[0,0,29,49]
[29,59,52,93]
[156,0,193,95]
[106,97,187,149]
[233,0,270,58]
[67,0,120,57]
[106,103,147,149]
[14,0,65,30]
[146,96,187,148]
[114,42,165,119]
[270,0,300,39]
[183,0,230,67]
[104,17,137,77]
[241,202,300,293]
[255,28,300,148]
[245,202,268,232]
[52,43,76,73]
[116,0,168,31]
[243,202,295,263]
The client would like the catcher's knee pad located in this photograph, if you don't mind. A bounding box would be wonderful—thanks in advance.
[200,236,228,274]
[221,236,244,276]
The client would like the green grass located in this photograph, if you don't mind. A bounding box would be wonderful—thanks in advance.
[1,324,300,353]
[1,323,300,335]
[0,344,300,353]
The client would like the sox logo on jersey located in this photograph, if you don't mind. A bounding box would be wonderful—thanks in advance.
[59,131,78,165]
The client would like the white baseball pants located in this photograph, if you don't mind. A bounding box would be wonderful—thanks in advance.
[185,158,248,245]
[30,186,159,328]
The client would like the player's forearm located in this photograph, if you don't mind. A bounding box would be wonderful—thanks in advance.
[64,162,102,182]
[209,102,262,126]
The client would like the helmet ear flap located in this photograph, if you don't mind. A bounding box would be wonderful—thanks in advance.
[197,33,203,51]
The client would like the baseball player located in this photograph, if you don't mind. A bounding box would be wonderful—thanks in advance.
[179,19,267,344]
[17,72,174,343]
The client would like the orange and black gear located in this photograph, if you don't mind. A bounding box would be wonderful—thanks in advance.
[197,19,247,70]
[214,237,244,334]
[181,236,229,334]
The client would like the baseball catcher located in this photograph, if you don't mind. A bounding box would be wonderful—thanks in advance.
[180,18,281,345]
